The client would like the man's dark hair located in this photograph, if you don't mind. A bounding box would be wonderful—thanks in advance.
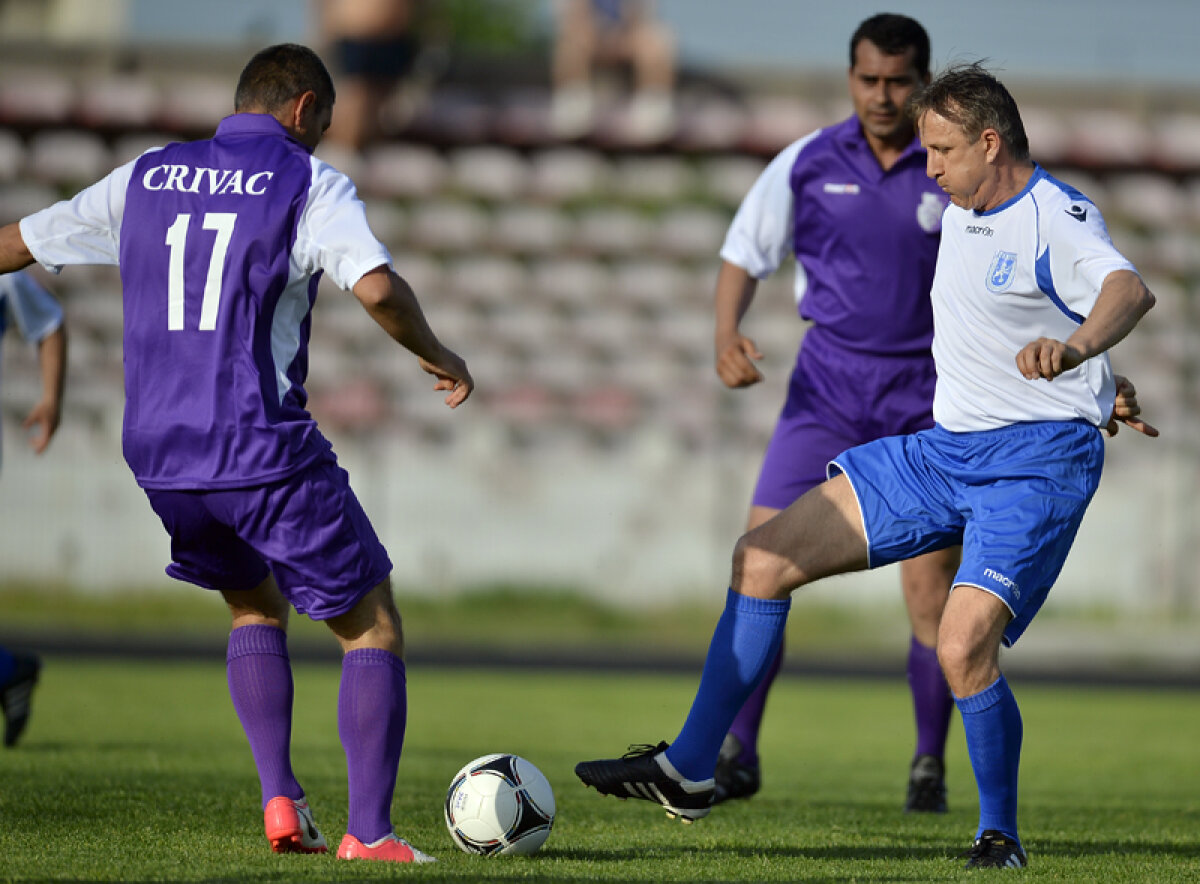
[850,13,930,77]
[906,62,1030,161]
[234,43,335,113]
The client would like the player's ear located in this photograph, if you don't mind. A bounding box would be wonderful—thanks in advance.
[982,128,1002,163]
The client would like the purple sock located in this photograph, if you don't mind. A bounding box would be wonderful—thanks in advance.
[907,635,954,759]
[226,624,303,808]
[727,640,785,766]
[339,648,407,845]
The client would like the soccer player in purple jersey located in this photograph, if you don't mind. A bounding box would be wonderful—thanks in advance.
[711,14,957,811]
[0,270,66,748]
[0,44,472,864]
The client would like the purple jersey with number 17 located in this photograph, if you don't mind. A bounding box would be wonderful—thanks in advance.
[19,113,392,490]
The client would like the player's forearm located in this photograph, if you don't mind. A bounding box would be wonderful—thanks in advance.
[1066,270,1156,360]
[713,261,758,341]
[38,325,67,414]
[0,223,35,274]
[355,268,447,364]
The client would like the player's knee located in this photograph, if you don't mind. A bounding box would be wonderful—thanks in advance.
[731,533,786,596]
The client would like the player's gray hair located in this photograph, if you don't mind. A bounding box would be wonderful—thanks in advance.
[906,62,1030,161]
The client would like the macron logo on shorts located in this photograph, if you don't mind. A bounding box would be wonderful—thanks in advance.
[983,568,1020,598]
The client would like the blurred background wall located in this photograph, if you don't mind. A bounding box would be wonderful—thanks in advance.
[0,0,1197,613]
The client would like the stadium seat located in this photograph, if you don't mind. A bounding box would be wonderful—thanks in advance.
[1108,172,1183,228]
[492,203,572,256]
[1021,105,1073,165]
[528,256,612,311]
[157,76,233,133]
[1067,109,1151,166]
[566,305,651,358]
[448,145,529,201]
[740,95,828,155]
[0,130,23,182]
[402,86,492,144]
[111,132,177,166]
[610,257,693,311]
[64,290,124,344]
[361,143,448,200]
[671,94,747,152]
[27,129,111,186]
[407,199,491,253]
[1154,113,1200,170]
[654,205,728,258]
[443,254,529,311]
[76,75,160,129]
[573,205,652,255]
[527,147,612,202]
[609,155,695,203]
[697,154,766,209]
[0,69,75,125]
[488,305,566,355]
[361,198,407,250]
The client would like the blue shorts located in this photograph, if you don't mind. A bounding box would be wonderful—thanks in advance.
[830,421,1104,646]
[144,461,393,621]
[752,331,936,510]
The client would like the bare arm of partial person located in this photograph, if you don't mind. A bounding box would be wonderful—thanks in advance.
[0,222,35,275]
[713,260,764,388]
[353,265,473,408]
[26,322,66,453]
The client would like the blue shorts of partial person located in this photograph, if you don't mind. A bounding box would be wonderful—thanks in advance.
[829,420,1104,646]
[752,330,936,510]
[143,461,393,621]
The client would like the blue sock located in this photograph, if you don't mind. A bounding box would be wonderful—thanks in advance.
[956,675,1022,843]
[0,647,15,685]
[664,589,790,782]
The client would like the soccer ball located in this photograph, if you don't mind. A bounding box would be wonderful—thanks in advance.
[444,753,555,856]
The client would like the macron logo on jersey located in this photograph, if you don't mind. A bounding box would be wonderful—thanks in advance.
[1065,204,1088,222]
[823,182,861,195]
[141,164,276,196]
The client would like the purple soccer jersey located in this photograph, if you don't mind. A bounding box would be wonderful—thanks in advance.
[786,116,945,355]
[119,114,333,489]
[722,115,949,508]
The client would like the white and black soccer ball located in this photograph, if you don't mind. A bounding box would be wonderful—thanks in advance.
[444,753,556,856]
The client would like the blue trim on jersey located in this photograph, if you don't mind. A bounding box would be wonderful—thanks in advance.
[1035,247,1085,323]
[975,164,1046,218]
[1042,170,1090,203]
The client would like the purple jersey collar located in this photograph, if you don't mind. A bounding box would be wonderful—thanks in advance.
[215,113,315,154]
[833,114,924,176]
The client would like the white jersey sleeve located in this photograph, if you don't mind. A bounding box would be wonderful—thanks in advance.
[293,158,392,291]
[0,271,63,343]
[19,155,146,271]
[718,133,817,278]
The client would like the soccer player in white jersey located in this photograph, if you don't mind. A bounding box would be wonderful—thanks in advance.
[576,62,1157,870]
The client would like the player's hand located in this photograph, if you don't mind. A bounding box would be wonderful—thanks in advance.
[715,334,764,388]
[1015,337,1084,381]
[419,348,473,408]
[1104,374,1159,438]
[22,398,60,454]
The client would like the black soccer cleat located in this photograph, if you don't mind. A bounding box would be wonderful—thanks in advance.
[958,829,1028,869]
[1,653,41,748]
[575,741,714,822]
[712,733,761,805]
[905,754,948,813]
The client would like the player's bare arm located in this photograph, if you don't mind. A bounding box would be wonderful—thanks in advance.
[1105,374,1159,438]
[24,323,66,453]
[353,265,474,407]
[713,260,764,388]
[1016,270,1155,381]
[0,223,35,275]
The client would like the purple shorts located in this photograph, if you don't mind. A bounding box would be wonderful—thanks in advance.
[144,461,393,621]
[752,330,936,510]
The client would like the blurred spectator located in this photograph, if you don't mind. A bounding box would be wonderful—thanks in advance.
[0,269,66,749]
[550,0,677,143]
[318,0,426,152]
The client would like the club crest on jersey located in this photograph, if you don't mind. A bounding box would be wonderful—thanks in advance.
[916,192,947,233]
[986,250,1017,292]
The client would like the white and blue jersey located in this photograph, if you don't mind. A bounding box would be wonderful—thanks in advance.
[831,166,1140,645]
[931,165,1135,431]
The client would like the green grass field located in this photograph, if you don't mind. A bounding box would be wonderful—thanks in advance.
[1,656,1198,882]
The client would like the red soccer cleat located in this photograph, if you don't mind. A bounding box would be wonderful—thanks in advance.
[264,796,328,854]
[336,833,436,863]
